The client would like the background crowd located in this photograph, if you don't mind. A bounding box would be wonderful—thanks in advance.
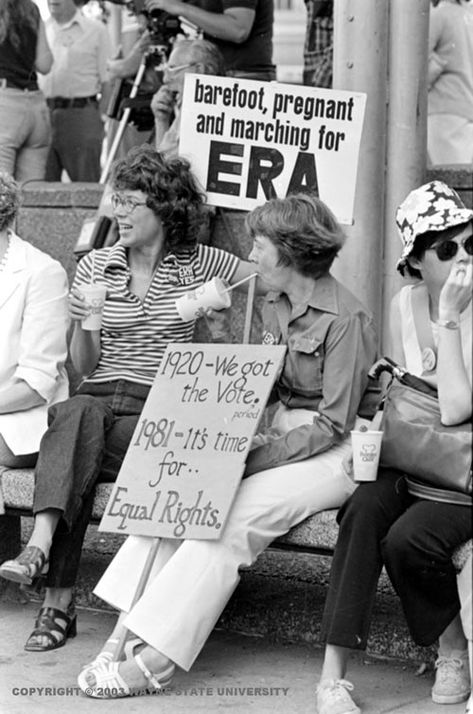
[1,0,471,185]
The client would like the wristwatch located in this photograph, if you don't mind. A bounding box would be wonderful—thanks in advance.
[436,319,460,330]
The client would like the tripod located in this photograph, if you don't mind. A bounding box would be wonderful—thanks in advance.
[74,45,168,256]
[100,44,167,184]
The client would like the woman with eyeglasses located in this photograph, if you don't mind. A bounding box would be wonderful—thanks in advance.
[315,181,472,714]
[0,144,255,652]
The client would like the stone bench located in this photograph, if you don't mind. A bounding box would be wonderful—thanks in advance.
[0,466,339,562]
[1,465,469,568]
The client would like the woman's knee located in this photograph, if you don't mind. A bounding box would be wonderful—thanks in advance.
[0,434,37,468]
[338,482,385,526]
[382,517,416,567]
[49,394,110,424]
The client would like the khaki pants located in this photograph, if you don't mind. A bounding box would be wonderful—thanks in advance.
[95,409,365,670]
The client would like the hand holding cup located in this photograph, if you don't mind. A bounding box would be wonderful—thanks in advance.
[175,277,232,322]
[70,284,107,331]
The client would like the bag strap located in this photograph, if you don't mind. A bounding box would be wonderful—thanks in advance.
[406,477,472,507]
[410,284,437,376]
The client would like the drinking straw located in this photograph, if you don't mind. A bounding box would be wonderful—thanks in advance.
[223,272,258,292]
[243,274,257,344]
[90,249,96,284]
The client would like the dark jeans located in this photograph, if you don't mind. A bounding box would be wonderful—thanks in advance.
[33,380,149,589]
[320,468,472,649]
[45,104,103,182]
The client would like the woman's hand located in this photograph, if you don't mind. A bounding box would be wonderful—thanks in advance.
[68,288,91,325]
[203,307,234,344]
[438,260,473,321]
[68,288,102,376]
[436,260,472,425]
[151,85,176,119]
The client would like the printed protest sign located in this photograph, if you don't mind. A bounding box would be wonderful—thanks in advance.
[179,75,366,224]
[99,343,286,540]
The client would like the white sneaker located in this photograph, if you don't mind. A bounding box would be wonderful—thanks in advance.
[316,679,361,714]
[465,692,473,714]
[432,650,471,704]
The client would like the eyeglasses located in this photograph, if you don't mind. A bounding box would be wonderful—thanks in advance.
[111,193,147,214]
[163,62,197,73]
[429,235,473,261]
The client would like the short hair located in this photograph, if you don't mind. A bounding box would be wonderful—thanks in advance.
[110,144,205,253]
[0,172,21,232]
[171,38,225,76]
[405,221,471,279]
[245,193,345,277]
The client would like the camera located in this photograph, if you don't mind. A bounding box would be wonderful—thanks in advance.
[108,0,181,52]
[105,0,181,130]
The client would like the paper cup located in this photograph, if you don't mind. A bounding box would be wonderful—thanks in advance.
[79,284,107,331]
[350,429,383,482]
[175,277,231,322]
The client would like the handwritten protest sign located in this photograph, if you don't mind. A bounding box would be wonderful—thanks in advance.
[99,343,286,540]
[179,75,366,224]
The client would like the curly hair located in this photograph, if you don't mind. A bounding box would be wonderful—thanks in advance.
[0,0,39,51]
[109,145,205,253]
[245,192,345,277]
[0,172,21,232]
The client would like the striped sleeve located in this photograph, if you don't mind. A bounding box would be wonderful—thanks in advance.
[72,249,109,288]
[198,244,240,283]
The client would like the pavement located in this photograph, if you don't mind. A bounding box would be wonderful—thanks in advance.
[0,522,470,714]
[0,600,470,714]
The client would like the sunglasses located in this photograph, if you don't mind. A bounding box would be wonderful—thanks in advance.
[429,234,473,261]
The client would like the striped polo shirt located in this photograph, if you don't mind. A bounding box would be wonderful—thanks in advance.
[72,242,240,386]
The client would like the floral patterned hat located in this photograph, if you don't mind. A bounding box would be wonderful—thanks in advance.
[395,181,473,274]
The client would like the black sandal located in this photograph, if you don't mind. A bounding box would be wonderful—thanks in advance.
[24,603,77,652]
[0,546,48,585]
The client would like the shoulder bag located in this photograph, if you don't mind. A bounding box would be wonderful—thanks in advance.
[377,370,472,505]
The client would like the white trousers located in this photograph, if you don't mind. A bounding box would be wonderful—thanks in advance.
[95,411,364,670]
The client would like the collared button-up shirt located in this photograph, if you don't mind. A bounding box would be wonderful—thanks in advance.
[39,10,110,98]
[244,273,377,476]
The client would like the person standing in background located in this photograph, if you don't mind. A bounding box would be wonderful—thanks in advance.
[104,11,159,161]
[40,0,111,181]
[145,0,276,81]
[0,0,53,181]
[303,0,333,88]
[151,38,225,157]
[428,0,473,166]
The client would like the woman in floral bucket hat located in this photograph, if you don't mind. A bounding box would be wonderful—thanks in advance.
[315,180,472,714]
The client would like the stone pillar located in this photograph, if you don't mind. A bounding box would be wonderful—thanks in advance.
[331,0,389,334]
[16,182,102,284]
[382,0,430,351]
